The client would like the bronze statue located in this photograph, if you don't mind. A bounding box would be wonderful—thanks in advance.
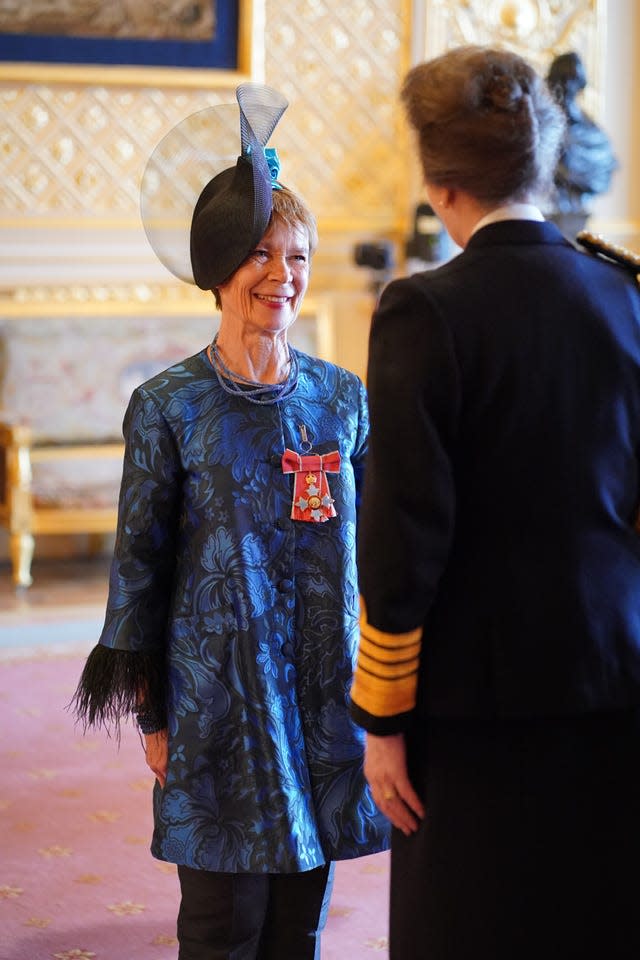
[546,52,618,233]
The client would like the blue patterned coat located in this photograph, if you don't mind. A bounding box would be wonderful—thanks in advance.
[98,347,389,873]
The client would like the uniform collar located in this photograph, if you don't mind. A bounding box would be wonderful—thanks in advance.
[471,203,544,238]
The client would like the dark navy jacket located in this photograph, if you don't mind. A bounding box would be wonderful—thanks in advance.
[357,219,640,724]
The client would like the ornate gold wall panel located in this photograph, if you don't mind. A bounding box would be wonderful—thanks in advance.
[262,0,412,230]
[0,0,412,235]
[421,0,606,117]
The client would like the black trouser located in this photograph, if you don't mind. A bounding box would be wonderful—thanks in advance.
[176,862,334,960]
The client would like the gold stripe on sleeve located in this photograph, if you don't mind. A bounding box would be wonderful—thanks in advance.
[351,598,422,718]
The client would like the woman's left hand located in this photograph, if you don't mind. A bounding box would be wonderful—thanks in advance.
[143,729,169,787]
[365,732,425,836]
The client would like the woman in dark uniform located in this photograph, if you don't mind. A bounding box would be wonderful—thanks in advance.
[351,45,640,960]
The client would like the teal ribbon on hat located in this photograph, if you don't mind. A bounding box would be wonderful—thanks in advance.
[264,147,282,190]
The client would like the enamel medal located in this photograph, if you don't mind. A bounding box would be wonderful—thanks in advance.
[281,425,340,522]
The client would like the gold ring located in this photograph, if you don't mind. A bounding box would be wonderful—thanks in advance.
[383,790,396,801]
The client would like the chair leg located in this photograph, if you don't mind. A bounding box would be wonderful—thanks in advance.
[87,532,105,556]
[10,532,34,587]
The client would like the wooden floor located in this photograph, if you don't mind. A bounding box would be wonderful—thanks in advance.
[0,555,110,616]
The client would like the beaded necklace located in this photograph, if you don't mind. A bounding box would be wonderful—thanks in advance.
[208,334,299,405]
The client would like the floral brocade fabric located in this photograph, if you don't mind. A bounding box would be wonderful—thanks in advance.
[99,348,390,873]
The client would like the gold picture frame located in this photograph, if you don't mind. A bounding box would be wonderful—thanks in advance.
[0,0,263,88]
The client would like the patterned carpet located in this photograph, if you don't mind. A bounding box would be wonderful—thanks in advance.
[1,643,390,960]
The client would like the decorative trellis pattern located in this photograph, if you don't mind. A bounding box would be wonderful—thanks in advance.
[0,85,229,218]
[0,0,412,232]
[262,0,411,226]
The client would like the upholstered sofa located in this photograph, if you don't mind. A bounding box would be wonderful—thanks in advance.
[0,420,124,586]
[0,292,214,586]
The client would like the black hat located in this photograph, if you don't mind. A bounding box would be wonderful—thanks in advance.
[140,83,288,289]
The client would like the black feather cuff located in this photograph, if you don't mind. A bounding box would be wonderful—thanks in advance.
[71,645,167,738]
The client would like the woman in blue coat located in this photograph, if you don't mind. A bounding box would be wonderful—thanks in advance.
[74,83,388,960]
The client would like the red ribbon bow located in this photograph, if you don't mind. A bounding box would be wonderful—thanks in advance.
[281,448,341,522]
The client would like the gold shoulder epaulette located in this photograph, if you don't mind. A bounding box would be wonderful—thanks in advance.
[576,230,640,280]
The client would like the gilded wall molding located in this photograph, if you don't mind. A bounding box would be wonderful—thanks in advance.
[0,282,217,312]
[420,0,607,118]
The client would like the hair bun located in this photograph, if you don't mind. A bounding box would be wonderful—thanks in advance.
[484,72,526,112]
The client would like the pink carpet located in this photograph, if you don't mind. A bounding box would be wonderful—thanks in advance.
[0,649,390,960]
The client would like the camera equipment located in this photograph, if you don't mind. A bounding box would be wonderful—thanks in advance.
[405,203,451,264]
[353,241,395,271]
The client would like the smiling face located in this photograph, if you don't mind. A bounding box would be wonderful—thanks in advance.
[216,216,310,338]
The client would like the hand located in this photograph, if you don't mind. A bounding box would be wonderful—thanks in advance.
[143,729,168,788]
[364,732,425,836]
